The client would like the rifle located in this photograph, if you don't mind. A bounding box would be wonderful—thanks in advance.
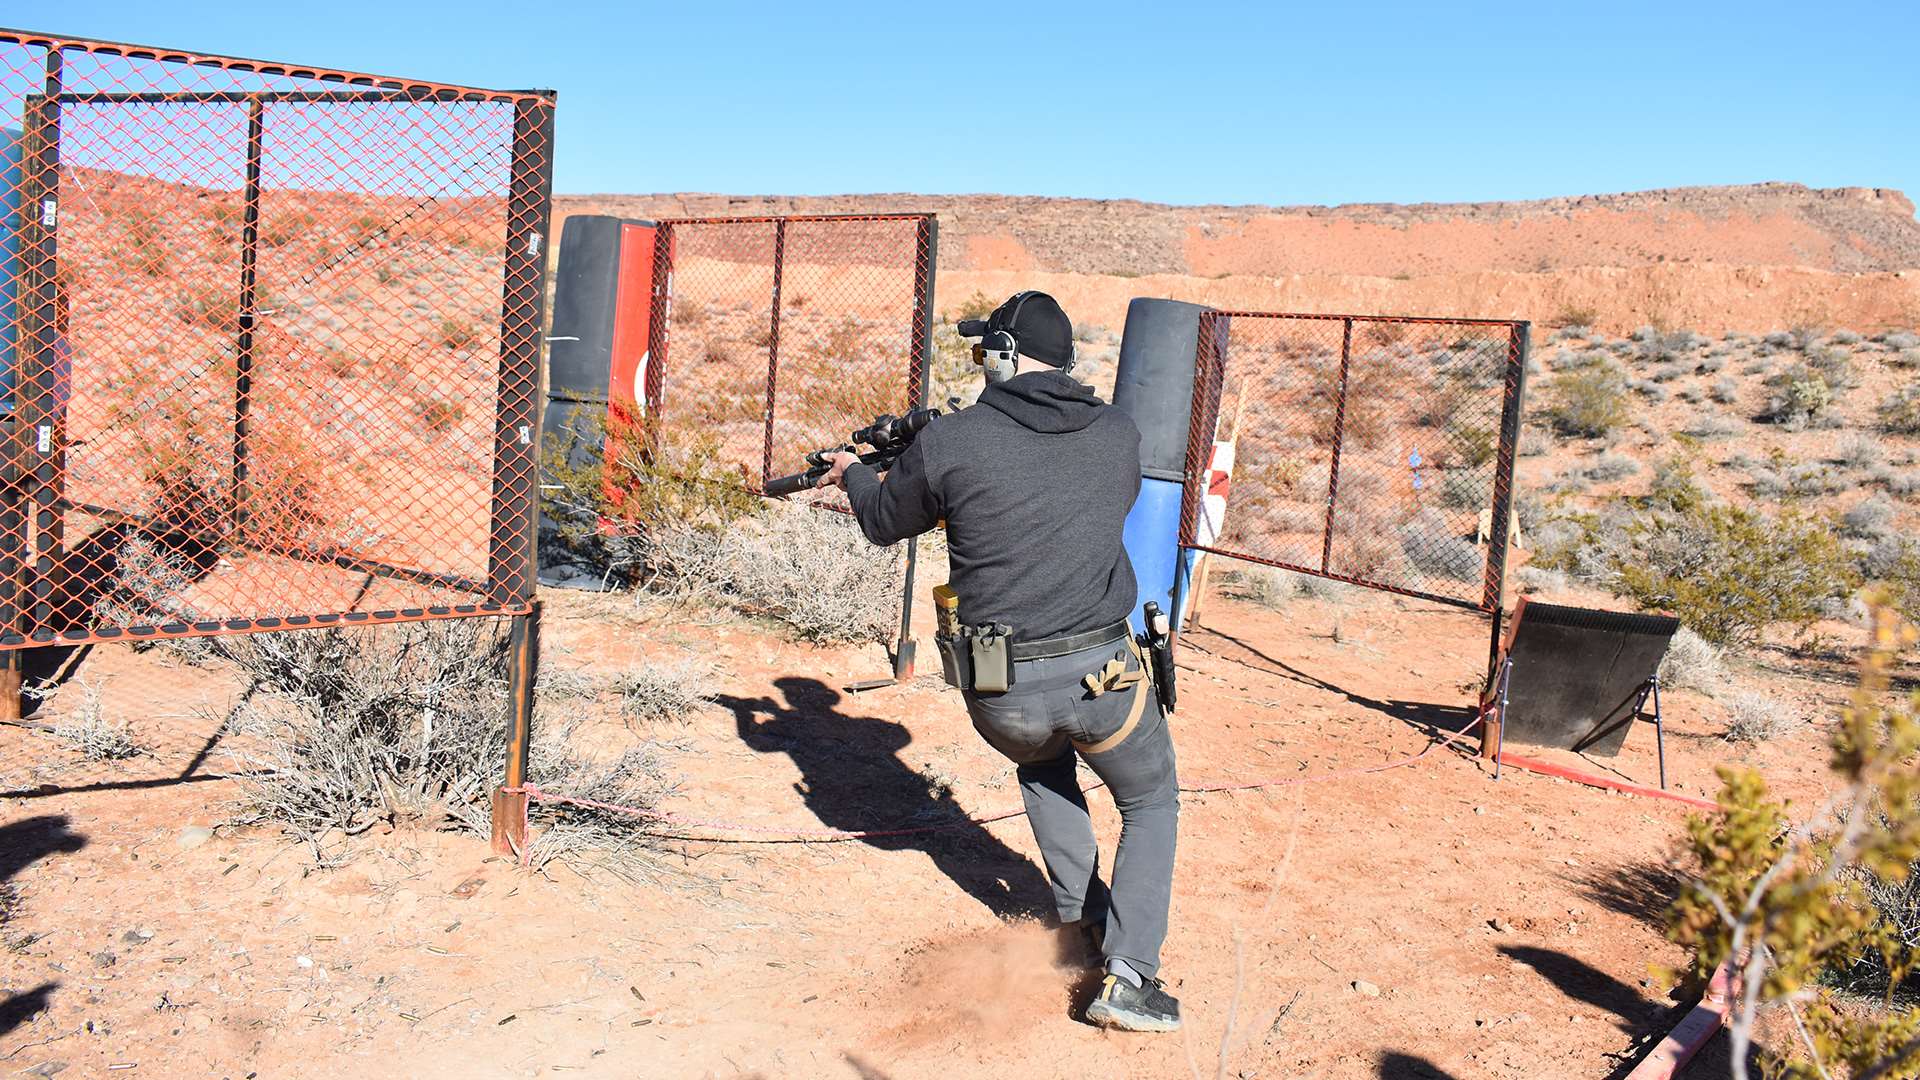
[764,407,942,497]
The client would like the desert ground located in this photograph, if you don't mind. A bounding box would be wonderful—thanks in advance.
[5,179,1920,1079]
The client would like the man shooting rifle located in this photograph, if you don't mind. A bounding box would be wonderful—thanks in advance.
[818,291,1183,1032]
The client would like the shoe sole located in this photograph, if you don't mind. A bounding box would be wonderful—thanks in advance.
[1085,1000,1181,1033]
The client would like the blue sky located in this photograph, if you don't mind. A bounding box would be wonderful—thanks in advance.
[31,1,1920,208]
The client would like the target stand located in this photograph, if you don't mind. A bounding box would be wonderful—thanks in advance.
[1480,598,1678,789]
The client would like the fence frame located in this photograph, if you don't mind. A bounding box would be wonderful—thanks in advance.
[641,212,938,680]
[1178,310,1530,684]
[0,27,557,852]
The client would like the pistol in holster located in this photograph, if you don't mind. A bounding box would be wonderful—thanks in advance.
[932,584,1015,693]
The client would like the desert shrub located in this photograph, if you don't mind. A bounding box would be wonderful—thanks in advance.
[1787,462,1846,497]
[1615,483,1858,646]
[48,682,143,760]
[1677,385,1704,404]
[1836,433,1886,470]
[1680,413,1740,440]
[1516,564,1569,595]
[1582,453,1640,482]
[1650,361,1687,382]
[1881,384,1920,435]
[439,317,480,351]
[1708,377,1740,405]
[1400,515,1481,582]
[1723,692,1797,742]
[1545,364,1630,437]
[175,285,237,331]
[260,210,316,247]
[610,659,719,725]
[1842,496,1898,541]
[949,290,998,322]
[1550,347,1609,372]
[1445,420,1497,468]
[1658,627,1726,695]
[221,620,674,874]
[1440,470,1488,509]
[1553,303,1600,329]
[1667,608,1919,1079]
[413,397,464,435]
[540,411,761,583]
[1830,329,1862,345]
[653,503,904,645]
[1219,565,1297,609]
[1881,331,1920,350]
[1634,379,1670,404]
[1696,353,1727,373]
[1874,466,1920,497]
[1763,370,1836,426]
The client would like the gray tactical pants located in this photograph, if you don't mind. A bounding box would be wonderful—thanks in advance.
[963,638,1179,977]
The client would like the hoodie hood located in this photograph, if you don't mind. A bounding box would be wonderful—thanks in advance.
[976,370,1106,434]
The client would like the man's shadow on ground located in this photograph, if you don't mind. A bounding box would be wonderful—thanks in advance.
[722,676,1054,920]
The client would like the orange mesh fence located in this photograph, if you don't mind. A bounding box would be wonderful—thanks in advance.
[1181,311,1529,612]
[643,214,936,504]
[0,30,554,649]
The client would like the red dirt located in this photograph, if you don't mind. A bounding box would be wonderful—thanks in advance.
[559,185,1920,336]
[0,580,1864,1078]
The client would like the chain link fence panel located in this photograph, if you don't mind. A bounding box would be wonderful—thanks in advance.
[1182,311,1528,611]
[643,214,935,507]
[0,30,553,649]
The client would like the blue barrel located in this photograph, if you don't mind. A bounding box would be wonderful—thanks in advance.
[1111,298,1211,635]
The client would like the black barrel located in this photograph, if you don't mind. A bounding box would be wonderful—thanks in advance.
[1111,298,1210,482]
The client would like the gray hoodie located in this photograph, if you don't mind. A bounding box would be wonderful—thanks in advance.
[844,369,1141,642]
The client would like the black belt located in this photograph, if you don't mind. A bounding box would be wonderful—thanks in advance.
[1011,619,1131,662]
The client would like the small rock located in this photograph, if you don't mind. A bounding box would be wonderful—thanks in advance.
[121,929,153,946]
[1490,917,1512,933]
[1352,980,1381,998]
[176,826,214,850]
[25,1062,68,1078]
[91,951,117,969]
[295,955,314,969]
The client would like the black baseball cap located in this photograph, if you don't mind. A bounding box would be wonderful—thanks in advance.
[957,291,1075,367]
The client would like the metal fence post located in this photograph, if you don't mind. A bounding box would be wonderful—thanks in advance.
[492,598,541,856]
[891,214,938,681]
[232,95,265,538]
[761,219,786,490]
[1320,317,1354,574]
[1481,321,1530,756]
[17,50,65,644]
[489,92,557,852]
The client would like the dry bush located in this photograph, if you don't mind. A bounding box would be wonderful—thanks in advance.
[1723,692,1797,742]
[654,503,904,645]
[611,658,720,725]
[219,620,674,875]
[540,409,760,584]
[1545,363,1630,437]
[49,681,143,761]
[1882,384,1920,435]
[1842,496,1899,541]
[1658,627,1726,696]
[1218,565,1298,609]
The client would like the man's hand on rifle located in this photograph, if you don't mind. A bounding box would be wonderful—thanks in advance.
[818,450,861,490]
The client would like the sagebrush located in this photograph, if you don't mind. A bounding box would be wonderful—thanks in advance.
[218,620,674,875]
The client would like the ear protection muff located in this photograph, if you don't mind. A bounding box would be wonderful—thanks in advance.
[975,290,1074,381]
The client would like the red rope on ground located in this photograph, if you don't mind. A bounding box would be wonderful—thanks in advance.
[511,716,1492,843]
[1492,752,1719,811]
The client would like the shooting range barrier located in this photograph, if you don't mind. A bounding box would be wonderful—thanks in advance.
[544,211,937,679]
[1178,310,1529,685]
[0,28,554,844]
[641,214,937,495]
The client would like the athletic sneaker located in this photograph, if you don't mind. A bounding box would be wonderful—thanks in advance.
[1086,973,1181,1032]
